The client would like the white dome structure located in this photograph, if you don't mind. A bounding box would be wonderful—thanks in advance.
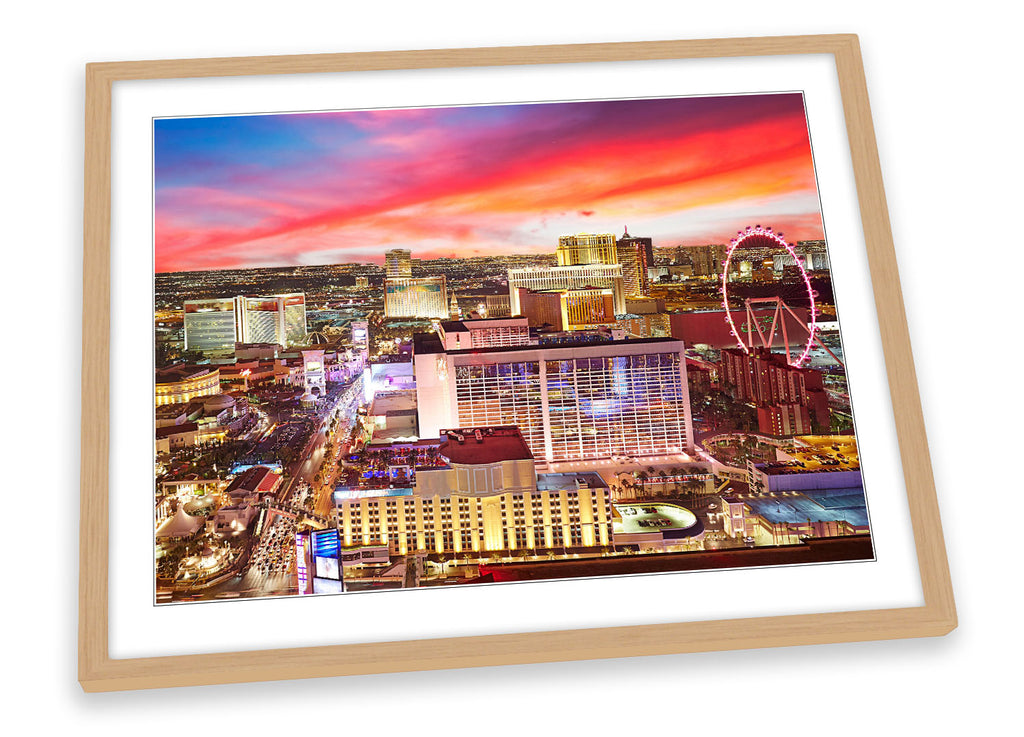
[202,393,236,413]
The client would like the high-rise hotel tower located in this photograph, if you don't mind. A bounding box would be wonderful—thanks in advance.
[384,248,413,278]
[556,233,618,267]
[414,333,694,463]
[183,293,307,353]
[508,264,626,316]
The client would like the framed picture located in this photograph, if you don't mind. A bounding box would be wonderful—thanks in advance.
[80,34,955,692]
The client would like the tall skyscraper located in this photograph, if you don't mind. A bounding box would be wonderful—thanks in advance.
[615,241,651,297]
[689,244,728,277]
[414,334,694,462]
[508,264,626,316]
[617,226,654,273]
[242,293,307,346]
[384,276,449,319]
[183,297,245,353]
[556,233,618,266]
[384,248,413,278]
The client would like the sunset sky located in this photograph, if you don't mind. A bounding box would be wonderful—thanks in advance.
[154,93,824,273]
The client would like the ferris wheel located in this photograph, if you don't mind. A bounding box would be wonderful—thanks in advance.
[720,224,832,368]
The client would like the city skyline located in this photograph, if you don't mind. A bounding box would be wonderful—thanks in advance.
[155,93,824,273]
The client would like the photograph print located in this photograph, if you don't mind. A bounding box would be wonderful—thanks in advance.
[152,91,872,604]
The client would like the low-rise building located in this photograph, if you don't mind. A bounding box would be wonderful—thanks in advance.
[223,465,282,504]
[335,427,613,557]
[155,365,221,406]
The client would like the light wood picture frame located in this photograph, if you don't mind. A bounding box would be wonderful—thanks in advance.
[80,33,956,693]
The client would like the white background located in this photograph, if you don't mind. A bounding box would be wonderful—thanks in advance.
[2,0,1019,732]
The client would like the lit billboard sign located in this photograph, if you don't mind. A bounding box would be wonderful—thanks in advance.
[314,556,340,580]
[312,577,344,594]
[385,283,441,294]
[295,532,311,594]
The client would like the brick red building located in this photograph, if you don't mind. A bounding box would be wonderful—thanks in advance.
[720,348,829,435]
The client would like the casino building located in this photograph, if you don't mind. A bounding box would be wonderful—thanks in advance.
[556,233,618,267]
[183,293,307,353]
[507,264,627,316]
[413,333,694,463]
[335,427,614,556]
[155,365,221,406]
[384,276,449,319]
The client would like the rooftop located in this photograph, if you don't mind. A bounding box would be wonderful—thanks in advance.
[413,331,681,356]
[224,465,280,495]
[155,422,198,439]
[438,426,534,465]
[536,472,609,492]
[439,317,529,332]
[727,487,869,527]
[368,391,417,416]
[156,365,217,384]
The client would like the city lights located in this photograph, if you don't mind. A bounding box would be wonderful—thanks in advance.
[152,93,870,605]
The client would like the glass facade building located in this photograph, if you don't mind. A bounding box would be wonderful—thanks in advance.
[415,337,694,463]
[183,293,306,354]
[183,297,244,353]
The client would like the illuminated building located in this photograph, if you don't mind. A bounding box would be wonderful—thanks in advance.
[720,348,829,431]
[301,349,325,406]
[223,465,283,504]
[385,248,413,278]
[556,233,618,266]
[517,288,564,329]
[183,297,245,353]
[617,226,654,272]
[721,487,868,543]
[484,294,511,318]
[183,293,307,353]
[242,293,307,346]
[413,334,694,463]
[355,276,370,289]
[617,312,670,338]
[335,427,614,555]
[773,250,831,272]
[437,317,532,350]
[560,288,616,330]
[508,264,626,315]
[350,321,369,353]
[688,244,728,277]
[616,227,651,297]
[514,287,618,333]
[155,365,220,406]
[757,403,813,437]
[384,276,449,319]
[747,435,861,493]
[154,422,227,454]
